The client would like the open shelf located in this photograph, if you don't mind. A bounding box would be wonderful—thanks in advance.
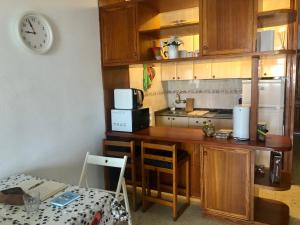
[139,22,199,38]
[254,197,289,225]
[139,56,199,64]
[128,50,297,66]
[255,168,291,191]
[257,9,297,28]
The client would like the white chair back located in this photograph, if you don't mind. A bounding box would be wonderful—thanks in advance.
[79,152,127,199]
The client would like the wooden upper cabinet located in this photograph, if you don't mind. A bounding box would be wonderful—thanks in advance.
[100,4,138,65]
[201,0,255,56]
[202,146,253,221]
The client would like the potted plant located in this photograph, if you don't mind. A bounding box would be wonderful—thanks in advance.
[162,36,183,59]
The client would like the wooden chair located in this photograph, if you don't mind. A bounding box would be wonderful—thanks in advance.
[79,153,132,225]
[103,139,139,211]
[141,141,190,221]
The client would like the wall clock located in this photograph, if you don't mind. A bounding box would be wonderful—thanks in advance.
[18,12,53,54]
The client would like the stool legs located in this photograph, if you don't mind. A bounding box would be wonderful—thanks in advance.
[172,167,178,221]
[186,159,190,205]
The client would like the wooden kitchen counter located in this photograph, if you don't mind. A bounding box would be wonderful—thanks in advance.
[106,127,292,225]
[106,127,292,152]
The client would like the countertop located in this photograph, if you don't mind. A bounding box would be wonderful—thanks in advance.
[155,108,233,119]
[106,127,292,152]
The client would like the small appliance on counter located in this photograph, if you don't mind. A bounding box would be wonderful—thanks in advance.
[111,108,149,132]
[114,88,144,110]
[233,105,250,140]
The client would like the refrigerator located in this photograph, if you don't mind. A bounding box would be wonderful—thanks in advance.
[242,79,285,166]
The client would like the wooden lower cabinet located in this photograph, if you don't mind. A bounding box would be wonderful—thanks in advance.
[202,146,254,222]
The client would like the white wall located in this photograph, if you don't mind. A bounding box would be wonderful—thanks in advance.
[0,0,105,187]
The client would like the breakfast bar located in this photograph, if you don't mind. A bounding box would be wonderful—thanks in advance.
[106,127,292,225]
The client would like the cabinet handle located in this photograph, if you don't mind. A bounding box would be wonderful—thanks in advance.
[203,45,209,50]
[196,121,199,123]
[177,77,180,80]
[194,76,197,79]
[172,118,175,120]
[168,118,170,120]
[203,151,207,156]
[263,72,267,76]
[172,77,175,80]
[212,75,216,79]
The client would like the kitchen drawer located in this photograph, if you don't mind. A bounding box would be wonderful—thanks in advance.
[188,117,206,128]
[155,116,188,128]
[171,116,189,128]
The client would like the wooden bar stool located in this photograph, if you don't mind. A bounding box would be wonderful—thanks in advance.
[103,139,139,211]
[141,141,190,221]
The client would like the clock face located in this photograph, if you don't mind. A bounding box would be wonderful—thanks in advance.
[18,13,53,54]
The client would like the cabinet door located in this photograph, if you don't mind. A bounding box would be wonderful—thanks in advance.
[259,55,286,78]
[188,117,205,128]
[211,58,252,79]
[194,60,212,79]
[161,63,176,81]
[202,0,254,56]
[202,147,252,220]
[176,62,194,80]
[171,117,189,128]
[155,116,172,127]
[101,4,138,65]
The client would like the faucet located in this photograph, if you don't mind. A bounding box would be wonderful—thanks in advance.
[175,90,186,104]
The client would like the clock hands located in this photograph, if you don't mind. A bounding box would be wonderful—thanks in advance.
[27,19,36,35]
[24,31,35,34]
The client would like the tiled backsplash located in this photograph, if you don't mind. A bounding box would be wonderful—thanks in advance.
[129,64,243,112]
[167,79,243,109]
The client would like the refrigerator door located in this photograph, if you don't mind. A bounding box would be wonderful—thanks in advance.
[258,107,284,135]
[242,79,285,107]
[242,79,285,167]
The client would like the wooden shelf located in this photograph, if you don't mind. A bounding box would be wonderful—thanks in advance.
[254,197,289,225]
[137,50,296,65]
[257,9,297,28]
[255,168,291,191]
[139,56,199,65]
[139,22,199,38]
[103,50,296,67]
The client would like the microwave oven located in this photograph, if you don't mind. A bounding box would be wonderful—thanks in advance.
[111,108,149,132]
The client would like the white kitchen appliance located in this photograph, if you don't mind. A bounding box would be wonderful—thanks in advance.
[242,79,285,135]
[114,88,144,110]
[242,79,285,166]
[111,108,149,132]
[233,105,250,140]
